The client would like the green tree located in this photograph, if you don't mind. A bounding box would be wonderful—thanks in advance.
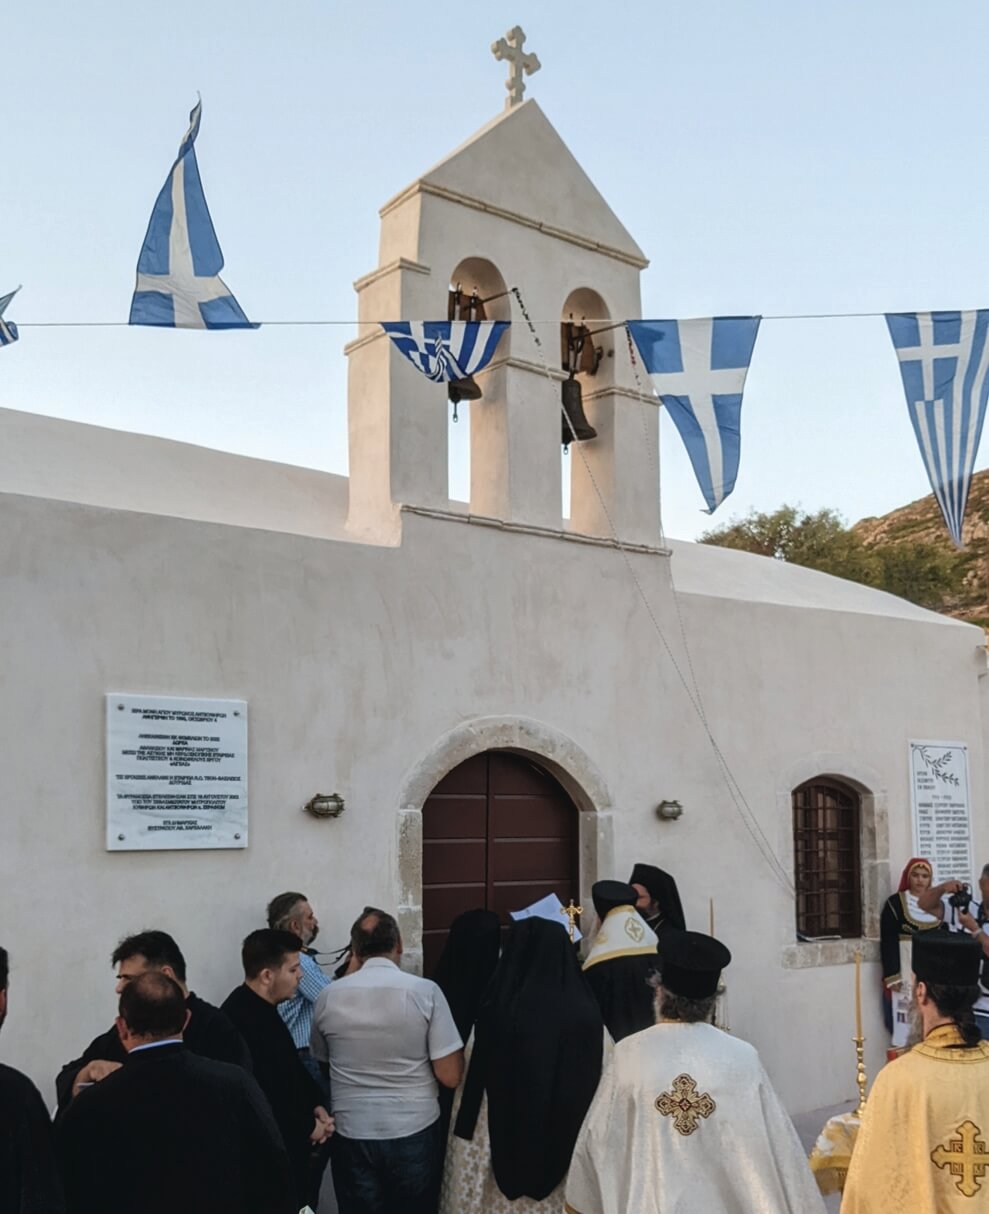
[871,541,959,611]
[699,505,874,580]
[699,504,958,611]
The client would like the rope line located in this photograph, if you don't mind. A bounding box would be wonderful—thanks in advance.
[513,286,794,896]
[623,322,794,895]
[8,307,916,329]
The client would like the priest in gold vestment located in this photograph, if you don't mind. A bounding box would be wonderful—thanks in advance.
[565,930,826,1214]
[842,932,989,1214]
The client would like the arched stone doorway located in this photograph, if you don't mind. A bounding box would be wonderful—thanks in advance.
[421,750,581,975]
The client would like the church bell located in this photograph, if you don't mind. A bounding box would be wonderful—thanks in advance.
[560,319,598,446]
[448,375,483,405]
[448,284,487,406]
[561,374,597,445]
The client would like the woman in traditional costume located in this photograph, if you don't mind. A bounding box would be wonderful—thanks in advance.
[880,856,945,1043]
[440,916,604,1214]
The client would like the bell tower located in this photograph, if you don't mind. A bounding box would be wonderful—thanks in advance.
[345,65,661,548]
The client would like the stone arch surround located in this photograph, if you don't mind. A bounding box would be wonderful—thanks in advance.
[776,752,890,969]
[394,716,614,972]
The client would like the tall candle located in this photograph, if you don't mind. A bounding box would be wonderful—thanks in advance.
[854,949,863,1040]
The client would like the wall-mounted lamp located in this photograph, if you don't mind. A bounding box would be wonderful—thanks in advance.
[304,792,346,820]
[656,799,684,822]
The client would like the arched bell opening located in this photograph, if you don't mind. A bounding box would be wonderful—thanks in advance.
[448,257,511,326]
[446,258,510,503]
[559,287,614,450]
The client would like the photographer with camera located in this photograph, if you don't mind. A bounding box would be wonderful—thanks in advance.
[919,864,989,1038]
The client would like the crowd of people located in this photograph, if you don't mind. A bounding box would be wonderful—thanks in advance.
[3,858,989,1213]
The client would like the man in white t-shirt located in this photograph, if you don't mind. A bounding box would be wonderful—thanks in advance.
[920,863,989,1038]
[311,908,464,1214]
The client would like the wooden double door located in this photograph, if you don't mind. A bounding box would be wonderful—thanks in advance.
[421,751,580,975]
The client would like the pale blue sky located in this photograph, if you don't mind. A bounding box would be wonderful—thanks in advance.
[3,1,988,540]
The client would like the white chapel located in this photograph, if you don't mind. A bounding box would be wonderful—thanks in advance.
[2,59,987,1118]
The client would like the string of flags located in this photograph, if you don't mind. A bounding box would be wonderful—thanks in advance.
[0,287,20,347]
[3,101,989,549]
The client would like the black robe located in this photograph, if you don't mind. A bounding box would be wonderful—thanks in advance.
[55,1043,294,1214]
[879,891,946,984]
[433,908,502,1148]
[220,984,323,1206]
[0,1063,65,1214]
[584,953,657,1042]
[54,991,250,1114]
[432,908,502,1041]
[455,918,603,1201]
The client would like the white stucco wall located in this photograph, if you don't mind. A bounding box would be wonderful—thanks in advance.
[1,430,985,1115]
[4,98,986,1123]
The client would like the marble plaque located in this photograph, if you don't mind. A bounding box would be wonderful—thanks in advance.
[106,694,248,851]
[910,741,972,885]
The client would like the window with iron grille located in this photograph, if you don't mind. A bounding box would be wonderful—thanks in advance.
[792,780,862,940]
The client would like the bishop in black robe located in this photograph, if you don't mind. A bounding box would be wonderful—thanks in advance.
[629,861,686,937]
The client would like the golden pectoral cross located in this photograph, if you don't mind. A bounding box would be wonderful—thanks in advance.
[561,899,583,942]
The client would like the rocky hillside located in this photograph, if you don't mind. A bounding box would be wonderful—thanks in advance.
[853,470,989,626]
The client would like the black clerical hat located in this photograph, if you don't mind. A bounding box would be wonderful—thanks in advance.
[660,929,731,999]
[592,880,638,920]
[629,863,666,903]
[913,932,982,987]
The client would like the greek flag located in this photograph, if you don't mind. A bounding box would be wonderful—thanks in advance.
[130,101,257,330]
[885,311,989,548]
[0,286,20,347]
[381,321,508,386]
[627,317,761,513]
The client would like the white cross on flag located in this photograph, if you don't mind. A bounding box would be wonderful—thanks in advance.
[886,310,989,548]
[129,101,257,330]
[627,317,761,513]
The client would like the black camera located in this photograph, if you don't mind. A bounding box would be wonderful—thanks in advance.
[948,884,972,910]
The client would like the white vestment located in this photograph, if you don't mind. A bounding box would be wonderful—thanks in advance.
[564,1022,826,1214]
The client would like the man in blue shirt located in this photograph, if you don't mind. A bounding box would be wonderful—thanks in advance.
[266,892,332,1078]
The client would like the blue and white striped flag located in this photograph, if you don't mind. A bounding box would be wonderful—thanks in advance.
[381,321,508,386]
[627,317,761,513]
[0,286,20,347]
[885,310,989,548]
[130,101,257,330]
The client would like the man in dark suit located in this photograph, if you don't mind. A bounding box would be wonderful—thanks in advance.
[56,971,294,1214]
[222,929,333,1211]
[55,929,250,1113]
[0,945,66,1213]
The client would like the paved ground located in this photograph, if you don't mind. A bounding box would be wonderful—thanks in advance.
[793,1101,856,1213]
[311,1102,853,1212]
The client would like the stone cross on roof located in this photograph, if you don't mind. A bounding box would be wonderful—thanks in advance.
[491,26,540,111]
